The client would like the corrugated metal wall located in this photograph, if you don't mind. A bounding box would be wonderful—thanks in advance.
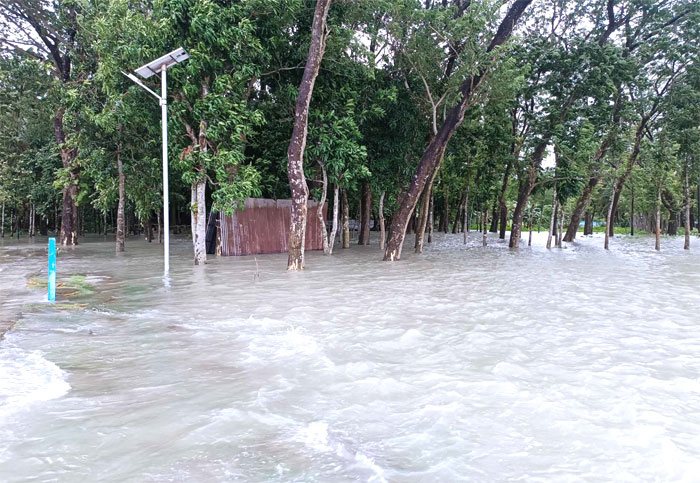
[220,198,327,256]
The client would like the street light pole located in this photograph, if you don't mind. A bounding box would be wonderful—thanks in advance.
[123,47,188,274]
[160,63,169,273]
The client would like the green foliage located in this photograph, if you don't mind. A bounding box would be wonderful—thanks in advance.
[1,0,699,244]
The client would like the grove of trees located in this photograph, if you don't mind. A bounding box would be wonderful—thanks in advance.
[1,0,698,268]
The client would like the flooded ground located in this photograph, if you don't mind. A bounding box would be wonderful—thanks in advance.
[1,231,700,482]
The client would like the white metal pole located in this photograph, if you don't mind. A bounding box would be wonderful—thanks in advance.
[161,64,170,273]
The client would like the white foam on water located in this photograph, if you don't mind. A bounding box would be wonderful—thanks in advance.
[0,346,70,420]
[296,421,387,482]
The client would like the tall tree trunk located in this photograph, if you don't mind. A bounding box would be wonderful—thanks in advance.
[427,193,434,243]
[463,184,470,244]
[145,217,153,242]
[30,204,35,236]
[116,143,126,252]
[498,161,512,239]
[60,184,78,245]
[383,0,532,261]
[563,177,599,242]
[378,191,386,250]
[482,209,489,247]
[655,186,661,251]
[583,211,591,235]
[684,160,690,250]
[451,194,465,234]
[191,181,207,265]
[528,204,533,246]
[630,187,635,236]
[54,109,79,246]
[316,161,330,255]
[557,206,564,247]
[286,0,332,270]
[327,186,339,254]
[605,178,616,250]
[415,193,428,251]
[341,187,350,249]
[547,184,558,249]
[415,175,437,253]
[697,184,700,230]
[191,115,209,265]
[442,186,449,233]
[488,199,498,233]
[14,207,20,238]
[359,181,372,245]
[1,202,4,237]
[328,184,340,255]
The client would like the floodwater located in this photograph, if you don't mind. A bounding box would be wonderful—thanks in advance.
[1,231,700,482]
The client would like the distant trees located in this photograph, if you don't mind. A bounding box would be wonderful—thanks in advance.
[1,0,699,260]
[0,0,89,245]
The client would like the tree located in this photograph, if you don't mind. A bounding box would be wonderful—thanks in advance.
[0,0,95,245]
[383,0,533,261]
[286,0,332,270]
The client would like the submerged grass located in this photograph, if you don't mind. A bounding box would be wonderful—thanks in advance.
[27,274,95,297]
[22,302,88,311]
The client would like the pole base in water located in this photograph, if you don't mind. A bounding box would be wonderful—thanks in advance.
[48,238,56,302]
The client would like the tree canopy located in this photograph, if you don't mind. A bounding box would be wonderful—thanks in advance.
[1,0,699,256]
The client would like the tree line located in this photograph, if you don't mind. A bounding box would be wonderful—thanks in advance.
[1,0,699,268]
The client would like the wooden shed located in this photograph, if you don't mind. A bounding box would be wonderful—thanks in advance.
[215,198,327,256]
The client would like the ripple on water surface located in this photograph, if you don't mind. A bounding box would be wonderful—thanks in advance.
[1,233,700,481]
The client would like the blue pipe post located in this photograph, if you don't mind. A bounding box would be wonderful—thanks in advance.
[48,237,56,302]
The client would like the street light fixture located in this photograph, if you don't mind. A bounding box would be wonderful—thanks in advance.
[123,47,189,273]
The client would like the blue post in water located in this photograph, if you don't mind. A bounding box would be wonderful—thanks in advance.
[48,237,56,302]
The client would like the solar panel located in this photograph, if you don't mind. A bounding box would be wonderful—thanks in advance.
[134,47,189,78]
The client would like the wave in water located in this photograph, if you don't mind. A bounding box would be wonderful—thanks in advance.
[0,346,70,420]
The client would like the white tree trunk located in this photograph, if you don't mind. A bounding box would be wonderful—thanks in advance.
[605,179,615,250]
[463,184,470,244]
[547,184,557,249]
[557,206,564,247]
[528,204,533,246]
[655,186,661,251]
[482,209,488,247]
[328,186,339,254]
[341,188,350,248]
[317,162,330,255]
[379,191,386,250]
[191,181,207,265]
[29,204,34,236]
